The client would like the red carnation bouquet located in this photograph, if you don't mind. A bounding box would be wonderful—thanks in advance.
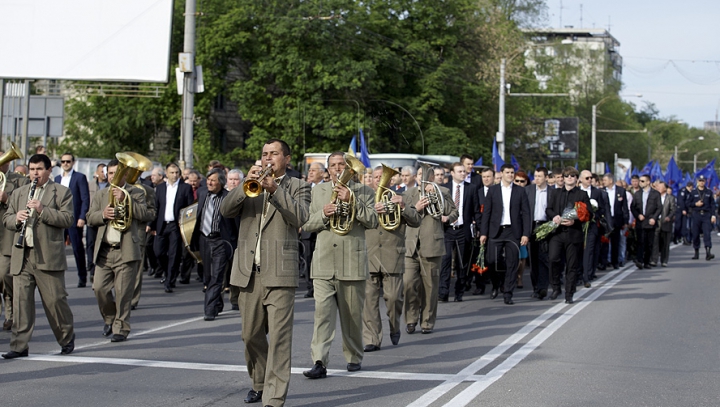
[533,201,591,240]
[471,243,488,275]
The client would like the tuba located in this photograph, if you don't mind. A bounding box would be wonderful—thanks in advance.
[376,164,401,231]
[330,154,366,235]
[0,142,22,191]
[418,161,445,219]
[108,152,139,232]
[123,152,153,185]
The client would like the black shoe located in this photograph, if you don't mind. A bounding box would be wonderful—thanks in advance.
[204,315,215,321]
[439,295,448,302]
[421,328,433,334]
[504,298,514,305]
[363,344,380,352]
[304,289,314,298]
[453,295,463,302]
[179,279,190,285]
[597,264,606,271]
[472,287,485,295]
[131,305,136,310]
[303,361,327,379]
[538,289,547,300]
[77,281,86,288]
[61,334,75,355]
[531,292,539,299]
[706,247,715,260]
[164,288,173,293]
[612,264,619,270]
[160,277,166,283]
[102,324,112,336]
[2,319,12,330]
[490,289,499,299]
[347,363,362,372]
[244,389,263,404]
[584,282,591,288]
[565,298,575,304]
[390,333,401,346]
[634,261,644,269]
[549,290,561,300]
[648,262,657,267]
[110,334,127,342]
[195,276,202,282]
[1,349,28,359]
[232,304,239,311]
[202,286,207,293]
[406,323,416,334]
[643,264,652,269]
[692,249,700,260]
[517,284,523,289]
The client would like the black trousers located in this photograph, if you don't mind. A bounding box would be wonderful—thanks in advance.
[439,228,471,298]
[607,227,622,267]
[86,225,98,276]
[67,226,87,283]
[691,213,714,249]
[549,230,582,299]
[636,227,656,265]
[145,233,158,273]
[300,233,316,291]
[529,229,550,293]
[487,227,520,299]
[581,224,600,283]
[200,235,230,316]
[154,222,182,290]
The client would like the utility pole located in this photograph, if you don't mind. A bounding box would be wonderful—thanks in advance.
[180,0,196,169]
[498,58,506,160]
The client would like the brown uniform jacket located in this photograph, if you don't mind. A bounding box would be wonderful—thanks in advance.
[220,175,311,289]
[3,180,74,273]
[404,185,458,259]
[0,172,30,256]
[303,180,378,281]
[86,185,152,264]
[365,191,422,274]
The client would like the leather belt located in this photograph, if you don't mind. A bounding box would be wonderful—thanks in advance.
[500,225,511,229]
[164,221,174,225]
[448,224,462,230]
[203,232,220,238]
[103,243,121,250]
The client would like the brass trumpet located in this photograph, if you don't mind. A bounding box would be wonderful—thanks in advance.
[376,164,401,231]
[0,142,22,192]
[330,154,366,235]
[243,164,274,198]
[418,161,445,219]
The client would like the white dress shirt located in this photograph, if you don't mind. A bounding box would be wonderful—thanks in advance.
[60,169,73,188]
[501,182,512,226]
[452,181,464,226]
[164,179,180,222]
[534,185,548,221]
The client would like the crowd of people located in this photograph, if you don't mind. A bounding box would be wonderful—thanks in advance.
[0,142,715,407]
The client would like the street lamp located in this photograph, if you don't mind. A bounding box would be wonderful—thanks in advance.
[693,147,719,173]
[674,136,704,159]
[591,94,642,173]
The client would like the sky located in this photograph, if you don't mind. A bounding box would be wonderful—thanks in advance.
[545,0,720,128]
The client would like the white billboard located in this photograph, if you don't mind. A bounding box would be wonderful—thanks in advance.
[0,0,174,82]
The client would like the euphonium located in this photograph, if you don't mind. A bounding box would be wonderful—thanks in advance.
[123,152,153,185]
[0,142,22,192]
[108,152,139,232]
[330,154,366,235]
[376,164,401,231]
[243,164,274,198]
[418,161,445,219]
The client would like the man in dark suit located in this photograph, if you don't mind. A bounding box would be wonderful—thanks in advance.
[190,169,237,320]
[153,163,194,293]
[525,166,554,300]
[470,167,495,295]
[651,181,676,266]
[55,153,90,287]
[630,174,662,269]
[439,162,479,302]
[2,154,75,358]
[546,167,591,304]
[578,170,610,286]
[460,154,482,186]
[602,173,629,269]
[87,158,152,342]
[479,164,531,305]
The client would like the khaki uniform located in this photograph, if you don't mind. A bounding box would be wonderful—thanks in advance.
[0,172,29,325]
[131,184,157,308]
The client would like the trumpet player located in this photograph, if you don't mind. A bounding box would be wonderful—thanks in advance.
[220,139,310,406]
[2,154,76,359]
[0,150,30,331]
[403,165,457,335]
[362,165,421,352]
[303,152,377,379]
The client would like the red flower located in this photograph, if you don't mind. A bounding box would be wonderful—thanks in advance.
[471,264,488,275]
[600,235,610,244]
[575,201,590,222]
[479,204,484,213]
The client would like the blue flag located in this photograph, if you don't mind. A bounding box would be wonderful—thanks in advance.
[474,157,483,167]
[348,135,357,156]
[605,162,611,175]
[492,139,505,171]
[511,155,520,172]
[665,156,682,194]
[650,161,665,183]
[358,129,371,168]
[574,162,578,170]
[695,159,717,190]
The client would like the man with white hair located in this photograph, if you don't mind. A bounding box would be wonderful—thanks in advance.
[226,169,243,191]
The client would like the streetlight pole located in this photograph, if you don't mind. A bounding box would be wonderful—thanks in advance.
[498,58,506,160]
[592,93,642,173]
[693,148,719,173]
[675,136,704,160]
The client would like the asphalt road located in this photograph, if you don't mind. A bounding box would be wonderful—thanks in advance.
[1,240,719,407]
